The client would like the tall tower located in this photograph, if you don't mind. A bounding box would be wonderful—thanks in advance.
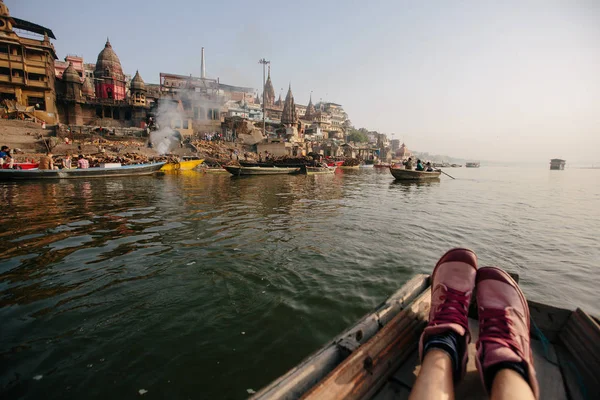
[201,47,206,79]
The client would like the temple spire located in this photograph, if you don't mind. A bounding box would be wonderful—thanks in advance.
[281,84,298,125]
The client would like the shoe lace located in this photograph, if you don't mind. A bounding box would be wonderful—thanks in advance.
[431,286,470,331]
[479,308,522,357]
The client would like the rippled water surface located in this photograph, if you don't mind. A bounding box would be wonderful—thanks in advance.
[1,167,599,399]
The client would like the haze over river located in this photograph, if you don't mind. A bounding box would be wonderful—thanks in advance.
[1,166,598,399]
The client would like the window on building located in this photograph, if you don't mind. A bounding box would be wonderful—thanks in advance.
[0,92,16,101]
[12,69,23,78]
[96,106,103,118]
[193,107,198,119]
[183,120,189,129]
[27,96,46,111]
[174,119,181,129]
[125,110,132,121]
[107,88,113,99]
[0,45,7,54]
[28,73,45,81]
[0,67,9,76]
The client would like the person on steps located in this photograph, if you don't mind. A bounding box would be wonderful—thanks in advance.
[409,248,539,400]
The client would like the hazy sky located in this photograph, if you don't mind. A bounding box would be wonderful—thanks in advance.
[10,0,600,163]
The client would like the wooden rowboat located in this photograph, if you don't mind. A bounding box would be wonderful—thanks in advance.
[160,159,204,171]
[389,167,441,180]
[224,165,300,176]
[251,274,599,400]
[300,165,337,175]
[0,162,166,181]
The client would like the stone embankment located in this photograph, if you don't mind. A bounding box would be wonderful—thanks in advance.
[0,120,252,166]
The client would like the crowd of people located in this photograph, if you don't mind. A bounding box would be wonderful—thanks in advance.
[199,131,238,143]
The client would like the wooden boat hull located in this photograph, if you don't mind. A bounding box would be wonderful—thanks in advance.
[303,166,337,175]
[224,165,300,176]
[252,274,599,400]
[0,162,166,181]
[160,159,204,171]
[339,165,360,170]
[373,164,391,169]
[389,167,441,180]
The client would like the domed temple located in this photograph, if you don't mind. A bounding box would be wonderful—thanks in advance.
[55,39,154,126]
[94,39,126,100]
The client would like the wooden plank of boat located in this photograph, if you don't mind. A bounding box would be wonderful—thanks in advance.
[251,275,430,400]
[224,165,300,176]
[252,273,599,400]
[0,162,166,181]
[160,159,204,171]
[389,167,441,181]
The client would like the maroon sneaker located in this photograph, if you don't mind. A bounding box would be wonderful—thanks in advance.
[475,267,539,399]
[418,248,478,380]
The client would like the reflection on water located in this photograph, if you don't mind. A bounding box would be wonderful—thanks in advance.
[0,167,598,399]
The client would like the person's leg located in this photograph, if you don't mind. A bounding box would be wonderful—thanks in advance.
[476,267,540,399]
[410,248,478,399]
[409,349,454,400]
[490,368,535,400]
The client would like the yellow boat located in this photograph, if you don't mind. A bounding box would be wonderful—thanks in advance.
[160,159,204,171]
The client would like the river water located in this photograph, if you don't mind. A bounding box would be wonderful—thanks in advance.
[1,166,598,399]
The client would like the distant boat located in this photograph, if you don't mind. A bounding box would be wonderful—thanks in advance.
[550,159,566,170]
[0,162,166,181]
[465,162,480,168]
[160,158,204,171]
[224,165,300,176]
[300,165,337,175]
[389,167,441,181]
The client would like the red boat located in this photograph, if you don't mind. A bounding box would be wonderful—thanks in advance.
[2,162,39,170]
[326,160,344,167]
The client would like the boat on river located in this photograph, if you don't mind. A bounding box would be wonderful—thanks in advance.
[0,162,166,181]
[224,165,300,176]
[374,163,391,169]
[160,158,204,171]
[389,167,441,181]
[1,162,39,170]
[466,161,480,168]
[300,165,337,175]
[251,274,599,400]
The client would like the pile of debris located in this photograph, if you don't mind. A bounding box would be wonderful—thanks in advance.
[53,153,169,168]
[342,158,360,166]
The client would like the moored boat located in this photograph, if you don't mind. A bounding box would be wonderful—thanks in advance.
[326,160,345,168]
[374,163,391,169]
[1,162,39,170]
[251,274,598,400]
[160,158,204,171]
[300,165,337,175]
[466,161,480,168]
[0,162,166,181]
[389,167,441,180]
[224,165,300,176]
